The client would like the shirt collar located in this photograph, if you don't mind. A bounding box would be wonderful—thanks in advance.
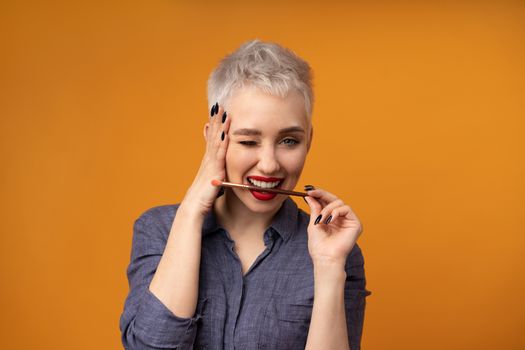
[202,197,299,243]
[268,197,299,242]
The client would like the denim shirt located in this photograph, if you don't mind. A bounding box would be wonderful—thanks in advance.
[119,197,371,350]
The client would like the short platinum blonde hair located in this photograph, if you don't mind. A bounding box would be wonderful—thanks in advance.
[207,39,314,121]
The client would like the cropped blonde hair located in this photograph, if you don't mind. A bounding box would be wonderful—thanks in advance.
[207,39,314,120]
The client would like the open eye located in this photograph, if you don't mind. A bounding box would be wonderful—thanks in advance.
[281,138,299,146]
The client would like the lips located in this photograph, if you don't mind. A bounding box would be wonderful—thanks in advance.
[247,175,284,201]
[247,175,284,182]
[246,175,284,190]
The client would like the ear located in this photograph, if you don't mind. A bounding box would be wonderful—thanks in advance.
[203,122,210,142]
[307,126,313,152]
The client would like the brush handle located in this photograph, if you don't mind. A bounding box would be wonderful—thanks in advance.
[212,180,308,197]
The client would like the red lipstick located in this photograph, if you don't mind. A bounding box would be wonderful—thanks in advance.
[247,175,284,182]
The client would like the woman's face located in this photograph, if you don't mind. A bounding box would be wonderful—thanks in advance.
[224,86,312,213]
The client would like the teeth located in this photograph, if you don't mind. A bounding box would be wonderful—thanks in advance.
[248,178,281,189]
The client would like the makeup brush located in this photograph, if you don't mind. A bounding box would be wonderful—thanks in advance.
[211,179,308,197]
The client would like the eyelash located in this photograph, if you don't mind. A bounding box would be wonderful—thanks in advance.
[239,141,255,146]
[239,138,299,147]
[282,138,299,146]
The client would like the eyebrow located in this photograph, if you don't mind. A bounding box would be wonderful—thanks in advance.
[232,126,305,136]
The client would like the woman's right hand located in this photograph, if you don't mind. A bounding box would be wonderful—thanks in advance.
[181,102,231,217]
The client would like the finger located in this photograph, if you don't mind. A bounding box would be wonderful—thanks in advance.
[216,104,230,150]
[303,187,329,207]
[217,115,231,158]
[332,205,363,235]
[205,103,220,150]
[304,195,323,225]
[330,204,360,227]
[210,104,226,149]
[317,199,344,225]
[209,101,219,118]
[207,102,220,137]
[306,188,339,204]
[305,189,334,209]
[214,104,227,125]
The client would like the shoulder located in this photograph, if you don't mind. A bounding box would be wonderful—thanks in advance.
[136,203,181,223]
[133,203,182,241]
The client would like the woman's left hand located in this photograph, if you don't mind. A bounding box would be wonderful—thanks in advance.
[304,187,363,267]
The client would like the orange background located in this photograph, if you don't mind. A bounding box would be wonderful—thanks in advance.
[1,1,524,349]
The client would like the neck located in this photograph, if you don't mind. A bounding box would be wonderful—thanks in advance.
[213,189,282,240]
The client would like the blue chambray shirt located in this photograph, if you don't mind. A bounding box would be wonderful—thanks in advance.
[120,197,371,350]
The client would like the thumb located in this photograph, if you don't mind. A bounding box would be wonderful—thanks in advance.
[304,196,323,225]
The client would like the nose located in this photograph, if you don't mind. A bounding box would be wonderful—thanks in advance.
[256,144,281,175]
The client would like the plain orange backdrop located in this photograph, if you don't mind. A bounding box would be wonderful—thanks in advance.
[1,1,524,349]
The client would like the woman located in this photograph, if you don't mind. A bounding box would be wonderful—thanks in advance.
[120,39,371,350]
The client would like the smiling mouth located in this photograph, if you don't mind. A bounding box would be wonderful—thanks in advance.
[246,178,284,191]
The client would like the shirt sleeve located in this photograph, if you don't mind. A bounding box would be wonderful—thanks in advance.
[119,208,202,350]
[344,243,372,350]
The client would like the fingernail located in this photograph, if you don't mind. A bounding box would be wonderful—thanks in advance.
[222,111,227,123]
[221,131,225,141]
[215,102,219,115]
[314,214,322,225]
[304,185,315,191]
[324,215,332,224]
[210,104,215,117]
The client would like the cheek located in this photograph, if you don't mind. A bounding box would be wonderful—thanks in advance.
[279,150,307,173]
[225,147,256,170]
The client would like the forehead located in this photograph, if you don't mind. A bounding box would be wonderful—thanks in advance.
[227,87,309,130]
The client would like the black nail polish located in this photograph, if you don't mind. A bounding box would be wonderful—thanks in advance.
[325,215,332,224]
[304,185,315,191]
[221,131,225,141]
[222,111,227,123]
[314,214,322,225]
[210,105,215,117]
[215,102,219,115]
